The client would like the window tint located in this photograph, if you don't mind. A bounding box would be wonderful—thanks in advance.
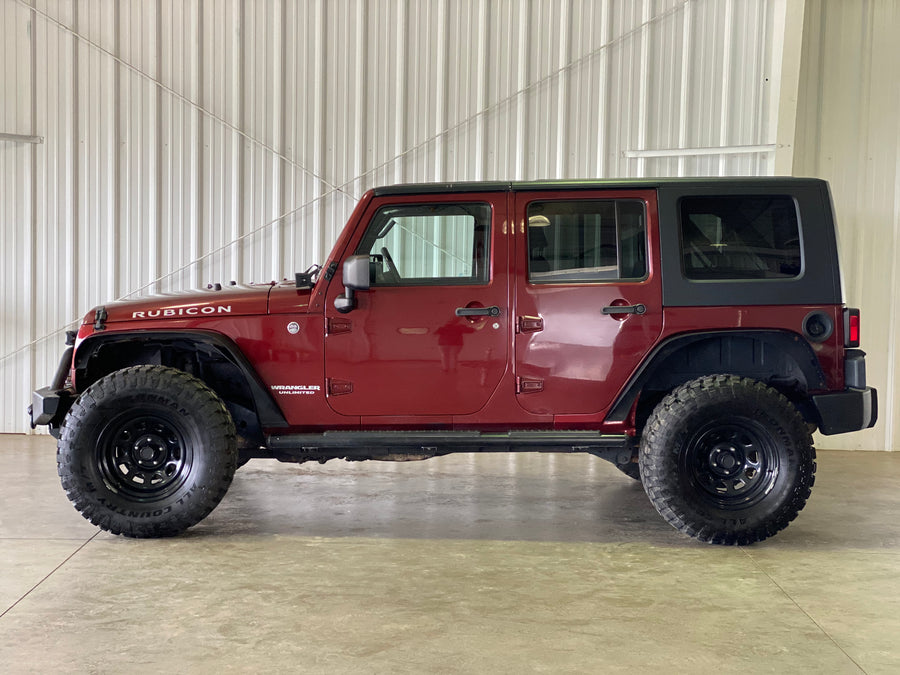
[680,196,802,280]
[526,200,647,283]
[356,203,491,286]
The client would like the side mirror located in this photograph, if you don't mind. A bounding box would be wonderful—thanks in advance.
[334,255,374,313]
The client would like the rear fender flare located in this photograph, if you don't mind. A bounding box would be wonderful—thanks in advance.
[606,330,827,423]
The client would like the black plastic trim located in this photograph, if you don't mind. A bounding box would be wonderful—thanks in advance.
[606,330,828,422]
[74,330,288,428]
[456,306,501,317]
[845,349,867,389]
[811,387,877,435]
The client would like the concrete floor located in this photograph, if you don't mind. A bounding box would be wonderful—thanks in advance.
[1,436,899,674]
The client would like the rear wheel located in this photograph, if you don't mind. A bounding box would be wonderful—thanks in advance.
[57,366,237,537]
[639,375,815,544]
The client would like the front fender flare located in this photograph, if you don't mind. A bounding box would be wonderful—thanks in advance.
[73,329,288,428]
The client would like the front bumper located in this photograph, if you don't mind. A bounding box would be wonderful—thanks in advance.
[811,387,878,436]
[30,386,74,431]
[28,345,74,436]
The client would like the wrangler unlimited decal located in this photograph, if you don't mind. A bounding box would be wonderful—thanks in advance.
[270,385,321,396]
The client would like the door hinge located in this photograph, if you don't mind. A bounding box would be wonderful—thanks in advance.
[327,379,354,396]
[516,377,544,394]
[327,317,352,335]
[517,316,543,333]
[323,261,339,281]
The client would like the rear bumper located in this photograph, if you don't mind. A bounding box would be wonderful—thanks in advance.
[811,387,877,435]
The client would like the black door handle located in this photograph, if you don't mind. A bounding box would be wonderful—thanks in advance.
[602,304,647,315]
[456,306,501,317]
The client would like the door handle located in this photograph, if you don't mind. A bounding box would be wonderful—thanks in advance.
[602,304,647,315]
[455,306,501,317]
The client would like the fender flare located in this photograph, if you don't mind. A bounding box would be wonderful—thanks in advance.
[606,329,827,423]
[74,329,288,428]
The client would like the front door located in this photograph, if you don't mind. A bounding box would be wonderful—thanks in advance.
[324,193,509,417]
[513,189,663,415]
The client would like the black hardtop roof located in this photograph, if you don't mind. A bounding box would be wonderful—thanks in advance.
[371,176,827,196]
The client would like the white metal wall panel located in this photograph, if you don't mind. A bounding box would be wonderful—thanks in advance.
[1,0,35,434]
[2,0,791,434]
[794,0,900,452]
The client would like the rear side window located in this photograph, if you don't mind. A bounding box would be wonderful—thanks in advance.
[680,196,802,280]
[527,200,647,283]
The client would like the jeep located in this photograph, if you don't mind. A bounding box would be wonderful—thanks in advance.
[31,178,877,544]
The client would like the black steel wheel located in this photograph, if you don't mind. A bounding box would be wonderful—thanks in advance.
[682,417,780,510]
[58,366,237,537]
[96,413,195,501]
[639,375,815,545]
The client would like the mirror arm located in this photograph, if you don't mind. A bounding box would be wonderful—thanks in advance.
[334,287,356,314]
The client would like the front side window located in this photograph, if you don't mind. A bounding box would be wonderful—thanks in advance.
[680,196,802,280]
[527,200,647,283]
[356,203,491,286]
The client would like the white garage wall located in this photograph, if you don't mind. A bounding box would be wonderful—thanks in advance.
[3,0,793,434]
[793,0,900,452]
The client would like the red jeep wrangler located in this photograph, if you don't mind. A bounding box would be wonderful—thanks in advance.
[31,178,877,544]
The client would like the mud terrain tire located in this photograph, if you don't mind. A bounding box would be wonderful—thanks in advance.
[57,366,237,537]
[639,375,815,545]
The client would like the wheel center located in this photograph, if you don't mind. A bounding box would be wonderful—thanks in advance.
[134,435,166,467]
[709,444,743,477]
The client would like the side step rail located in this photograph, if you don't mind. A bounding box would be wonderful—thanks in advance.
[267,430,633,463]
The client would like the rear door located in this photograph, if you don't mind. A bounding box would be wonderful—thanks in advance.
[324,193,509,417]
[513,189,663,415]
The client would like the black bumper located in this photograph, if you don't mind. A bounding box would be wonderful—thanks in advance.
[28,346,74,436]
[811,387,878,436]
[30,386,74,430]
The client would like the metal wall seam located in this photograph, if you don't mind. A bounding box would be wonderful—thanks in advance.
[28,0,38,433]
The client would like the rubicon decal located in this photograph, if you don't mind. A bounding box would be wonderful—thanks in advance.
[132,306,233,319]
[271,385,321,396]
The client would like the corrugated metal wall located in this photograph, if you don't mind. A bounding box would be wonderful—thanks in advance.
[2,0,793,434]
[794,0,900,452]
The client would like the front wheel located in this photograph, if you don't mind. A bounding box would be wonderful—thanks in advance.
[57,366,238,537]
[639,375,816,545]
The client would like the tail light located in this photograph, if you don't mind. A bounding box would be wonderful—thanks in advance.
[843,308,860,347]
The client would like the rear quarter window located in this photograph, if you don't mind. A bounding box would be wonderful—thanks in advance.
[680,195,802,280]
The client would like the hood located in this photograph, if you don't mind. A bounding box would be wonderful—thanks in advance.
[87,283,275,325]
